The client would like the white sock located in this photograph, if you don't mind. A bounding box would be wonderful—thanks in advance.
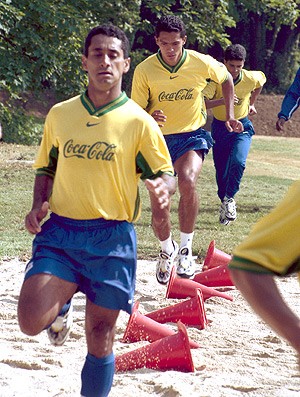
[180,232,194,251]
[160,235,174,254]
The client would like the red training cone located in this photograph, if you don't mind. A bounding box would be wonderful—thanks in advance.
[202,240,232,271]
[115,321,195,373]
[122,301,199,348]
[146,289,208,329]
[166,267,233,301]
[194,263,235,287]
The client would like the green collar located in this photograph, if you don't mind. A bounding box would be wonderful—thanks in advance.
[156,48,187,73]
[81,91,128,116]
[233,71,243,85]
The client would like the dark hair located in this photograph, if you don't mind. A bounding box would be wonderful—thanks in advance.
[224,44,246,62]
[155,15,186,38]
[84,24,130,58]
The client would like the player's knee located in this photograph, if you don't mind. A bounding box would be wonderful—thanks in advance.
[18,311,42,336]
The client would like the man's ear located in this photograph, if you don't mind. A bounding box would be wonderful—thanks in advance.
[82,55,88,72]
[123,57,131,74]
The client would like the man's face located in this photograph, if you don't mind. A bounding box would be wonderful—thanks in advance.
[155,31,186,67]
[224,59,244,80]
[82,34,130,91]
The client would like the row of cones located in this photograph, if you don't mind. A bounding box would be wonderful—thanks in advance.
[115,240,234,373]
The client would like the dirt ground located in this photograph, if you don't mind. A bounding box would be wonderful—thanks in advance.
[3,91,300,139]
[205,94,300,138]
[36,93,300,138]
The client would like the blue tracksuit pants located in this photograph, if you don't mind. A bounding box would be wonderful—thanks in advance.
[211,117,255,202]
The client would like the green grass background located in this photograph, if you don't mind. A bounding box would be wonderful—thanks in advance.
[1,135,299,263]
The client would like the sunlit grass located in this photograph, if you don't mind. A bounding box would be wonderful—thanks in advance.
[1,135,298,262]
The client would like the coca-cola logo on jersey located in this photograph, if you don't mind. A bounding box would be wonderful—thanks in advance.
[158,88,194,102]
[63,139,116,161]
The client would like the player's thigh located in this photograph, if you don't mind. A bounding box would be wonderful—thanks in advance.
[174,150,203,182]
[18,274,77,325]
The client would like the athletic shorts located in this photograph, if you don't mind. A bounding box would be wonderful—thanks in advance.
[24,213,137,314]
[229,180,300,276]
[164,128,213,165]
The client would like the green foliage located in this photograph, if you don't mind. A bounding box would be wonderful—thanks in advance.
[0,0,299,143]
[0,103,43,145]
[227,0,300,92]
[134,0,235,52]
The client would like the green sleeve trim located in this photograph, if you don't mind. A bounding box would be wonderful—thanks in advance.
[228,255,275,275]
[132,187,141,222]
[35,145,58,178]
[136,151,168,180]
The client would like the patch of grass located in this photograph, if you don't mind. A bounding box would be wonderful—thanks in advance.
[0,135,298,262]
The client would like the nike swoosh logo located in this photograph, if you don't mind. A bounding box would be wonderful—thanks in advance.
[86,122,100,127]
[170,75,179,79]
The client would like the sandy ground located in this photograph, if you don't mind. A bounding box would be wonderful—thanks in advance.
[0,257,299,397]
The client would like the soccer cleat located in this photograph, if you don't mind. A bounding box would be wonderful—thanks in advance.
[176,247,196,279]
[47,300,73,346]
[156,241,179,285]
[223,197,237,220]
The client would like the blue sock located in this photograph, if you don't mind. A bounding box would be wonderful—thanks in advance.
[81,352,115,397]
[59,299,71,316]
[44,299,72,330]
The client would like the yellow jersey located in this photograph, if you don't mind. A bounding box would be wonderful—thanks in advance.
[131,49,229,135]
[34,92,173,221]
[203,69,266,120]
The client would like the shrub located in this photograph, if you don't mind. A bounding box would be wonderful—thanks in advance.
[0,103,44,146]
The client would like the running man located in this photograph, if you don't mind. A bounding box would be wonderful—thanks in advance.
[18,24,175,397]
[131,15,243,284]
[204,44,266,225]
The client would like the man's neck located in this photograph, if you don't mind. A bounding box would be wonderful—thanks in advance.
[87,86,122,108]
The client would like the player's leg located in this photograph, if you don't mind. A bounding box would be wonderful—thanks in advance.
[149,189,178,284]
[174,149,203,278]
[80,219,136,396]
[211,119,234,224]
[211,123,232,203]
[229,270,300,355]
[18,273,77,336]
[81,302,120,397]
[225,129,253,201]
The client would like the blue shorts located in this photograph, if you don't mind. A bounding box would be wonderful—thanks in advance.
[164,128,213,164]
[24,213,137,314]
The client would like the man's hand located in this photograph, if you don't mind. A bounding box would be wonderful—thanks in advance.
[145,178,171,209]
[248,104,257,116]
[25,201,50,234]
[151,110,167,127]
[225,118,244,133]
[276,118,286,131]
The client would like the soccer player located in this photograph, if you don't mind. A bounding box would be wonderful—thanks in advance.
[131,15,243,284]
[228,86,300,364]
[17,24,175,397]
[276,67,300,131]
[204,44,266,225]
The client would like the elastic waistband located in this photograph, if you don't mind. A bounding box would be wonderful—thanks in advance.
[165,128,207,140]
[213,116,249,124]
[50,213,124,230]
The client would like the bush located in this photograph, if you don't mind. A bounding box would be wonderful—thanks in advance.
[0,103,44,145]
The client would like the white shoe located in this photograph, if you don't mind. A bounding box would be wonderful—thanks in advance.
[176,247,196,279]
[219,204,230,225]
[223,197,237,220]
[47,300,73,346]
[156,241,179,285]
